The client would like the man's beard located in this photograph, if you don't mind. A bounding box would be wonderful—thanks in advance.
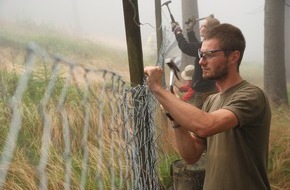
[203,60,229,80]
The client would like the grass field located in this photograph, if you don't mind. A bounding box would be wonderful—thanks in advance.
[1,21,290,189]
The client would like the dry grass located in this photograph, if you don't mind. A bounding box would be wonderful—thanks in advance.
[0,90,134,189]
[268,106,290,190]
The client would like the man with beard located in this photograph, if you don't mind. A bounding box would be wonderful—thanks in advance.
[144,23,271,190]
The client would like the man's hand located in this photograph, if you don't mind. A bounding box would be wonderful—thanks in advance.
[144,66,163,92]
[171,22,182,35]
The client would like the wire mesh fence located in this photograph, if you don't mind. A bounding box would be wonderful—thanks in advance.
[0,41,175,190]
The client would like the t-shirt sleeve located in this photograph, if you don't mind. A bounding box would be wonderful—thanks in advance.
[222,86,267,128]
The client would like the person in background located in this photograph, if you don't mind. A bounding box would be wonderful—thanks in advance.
[178,64,195,103]
[172,16,220,108]
[145,23,271,190]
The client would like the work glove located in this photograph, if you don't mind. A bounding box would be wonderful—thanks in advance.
[185,16,197,32]
[171,22,182,35]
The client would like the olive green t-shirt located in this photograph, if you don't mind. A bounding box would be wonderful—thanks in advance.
[202,80,271,190]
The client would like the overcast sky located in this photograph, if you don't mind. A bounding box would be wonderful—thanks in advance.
[0,0,289,64]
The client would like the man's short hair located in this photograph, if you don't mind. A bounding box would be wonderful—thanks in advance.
[204,23,246,67]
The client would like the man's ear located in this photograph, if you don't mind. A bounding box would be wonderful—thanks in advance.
[230,50,240,64]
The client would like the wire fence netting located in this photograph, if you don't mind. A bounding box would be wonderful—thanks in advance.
[0,27,181,190]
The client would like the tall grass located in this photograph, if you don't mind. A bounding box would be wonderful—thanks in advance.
[0,21,129,80]
[268,105,290,190]
[0,68,134,189]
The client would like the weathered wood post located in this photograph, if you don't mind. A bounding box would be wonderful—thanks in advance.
[122,0,144,87]
[122,0,156,189]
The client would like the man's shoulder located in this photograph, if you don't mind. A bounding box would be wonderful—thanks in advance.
[228,80,263,94]
[236,81,267,98]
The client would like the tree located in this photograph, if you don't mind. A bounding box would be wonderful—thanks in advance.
[264,0,289,106]
[285,1,290,82]
[180,0,199,71]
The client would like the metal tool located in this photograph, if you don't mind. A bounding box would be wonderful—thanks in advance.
[162,1,175,22]
[185,14,214,25]
[196,14,214,21]
[165,58,180,121]
[166,59,180,93]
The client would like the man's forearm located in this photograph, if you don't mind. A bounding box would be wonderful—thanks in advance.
[173,127,206,164]
[151,86,209,137]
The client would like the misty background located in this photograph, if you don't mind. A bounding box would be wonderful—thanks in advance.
[0,0,289,66]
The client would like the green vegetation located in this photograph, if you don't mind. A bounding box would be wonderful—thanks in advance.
[0,22,129,80]
[268,105,290,189]
[0,69,129,189]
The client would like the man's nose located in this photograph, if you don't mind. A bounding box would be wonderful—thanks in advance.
[199,57,206,65]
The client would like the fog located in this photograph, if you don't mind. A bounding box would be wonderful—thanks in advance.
[0,0,289,65]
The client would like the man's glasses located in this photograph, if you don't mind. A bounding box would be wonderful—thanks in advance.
[198,49,225,60]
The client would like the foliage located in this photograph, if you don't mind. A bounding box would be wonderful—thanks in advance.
[268,106,290,190]
[0,21,128,79]
[0,69,129,189]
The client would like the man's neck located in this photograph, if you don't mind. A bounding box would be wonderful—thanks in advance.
[217,75,243,93]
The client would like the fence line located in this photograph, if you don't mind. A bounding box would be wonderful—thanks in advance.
[0,42,173,189]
